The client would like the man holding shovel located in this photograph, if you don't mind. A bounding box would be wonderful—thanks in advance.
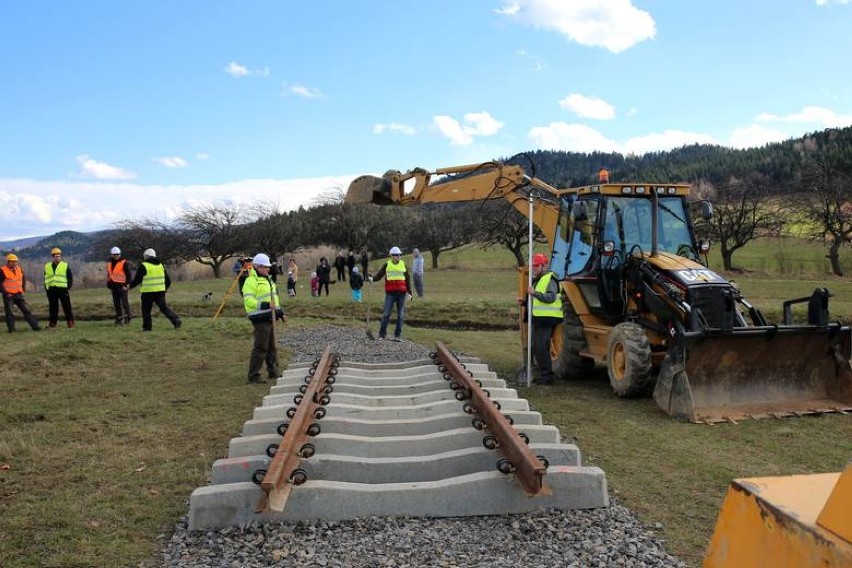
[243,253,285,384]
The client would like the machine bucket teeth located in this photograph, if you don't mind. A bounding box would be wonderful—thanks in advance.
[346,174,393,205]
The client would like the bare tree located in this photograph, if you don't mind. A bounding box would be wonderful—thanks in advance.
[701,174,781,271]
[175,202,248,278]
[410,205,478,269]
[798,158,851,276]
[112,217,183,263]
[475,200,545,267]
[244,206,308,262]
[308,189,392,252]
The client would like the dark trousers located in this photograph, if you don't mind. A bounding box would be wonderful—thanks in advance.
[3,293,40,331]
[248,321,279,380]
[336,267,346,282]
[532,319,559,381]
[46,287,74,324]
[140,292,181,330]
[319,281,330,296]
[110,286,132,321]
[379,292,407,339]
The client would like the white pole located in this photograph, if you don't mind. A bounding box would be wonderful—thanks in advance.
[526,194,534,388]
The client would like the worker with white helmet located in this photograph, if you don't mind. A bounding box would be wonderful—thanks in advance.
[106,246,134,325]
[44,247,75,328]
[1,253,41,332]
[127,248,182,331]
[242,253,286,384]
[371,245,412,341]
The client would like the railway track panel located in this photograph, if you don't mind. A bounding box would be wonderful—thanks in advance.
[188,347,609,530]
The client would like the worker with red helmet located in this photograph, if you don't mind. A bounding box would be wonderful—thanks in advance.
[1,253,41,332]
[522,253,563,385]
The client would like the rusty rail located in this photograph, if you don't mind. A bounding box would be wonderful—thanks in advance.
[255,346,336,512]
[433,342,549,496]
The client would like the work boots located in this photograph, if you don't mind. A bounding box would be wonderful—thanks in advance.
[67,321,75,328]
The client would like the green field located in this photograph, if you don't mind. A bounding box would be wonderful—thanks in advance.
[1,239,850,567]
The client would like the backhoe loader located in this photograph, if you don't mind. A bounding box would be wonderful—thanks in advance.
[346,161,852,423]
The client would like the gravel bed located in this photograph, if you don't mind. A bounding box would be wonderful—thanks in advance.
[161,325,686,568]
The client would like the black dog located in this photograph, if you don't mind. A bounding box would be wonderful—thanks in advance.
[201,291,213,302]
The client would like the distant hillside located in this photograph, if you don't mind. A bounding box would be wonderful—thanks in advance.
[0,230,113,261]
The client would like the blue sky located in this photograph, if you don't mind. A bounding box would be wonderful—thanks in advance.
[2,0,851,240]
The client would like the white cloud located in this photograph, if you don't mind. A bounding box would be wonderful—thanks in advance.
[527,123,718,154]
[558,93,616,119]
[153,156,189,168]
[75,155,136,181]
[624,130,718,154]
[373,123,417,135]
[816,0,850,6]
[434,112,505,146]
[0,175,359,240]
[289,84,324,98]
[527,122,622,152]
[496,0,656,53]
[224,61,269,77]
[755,105,852,127]
[727,125,791,149]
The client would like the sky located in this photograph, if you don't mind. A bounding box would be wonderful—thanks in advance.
[2,0,851,241]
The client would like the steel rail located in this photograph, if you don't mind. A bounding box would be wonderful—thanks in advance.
[256,346,335,512]
[433,341,549,496]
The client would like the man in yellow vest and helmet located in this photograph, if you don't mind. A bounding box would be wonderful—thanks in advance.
[243,253,286,384]
[128,248,182,331]
[371,246,412,341]
[44,247,75,328]
[1,253,41,332]
[523,253,563,385]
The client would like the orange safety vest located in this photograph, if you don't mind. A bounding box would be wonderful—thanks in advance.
[1,264,24,294]
[107,259,128,284]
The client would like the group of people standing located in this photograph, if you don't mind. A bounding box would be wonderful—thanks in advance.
[1,246,181,334]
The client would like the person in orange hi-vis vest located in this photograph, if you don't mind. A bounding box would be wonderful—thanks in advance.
[107,246,134,325]
[0,253,41,333]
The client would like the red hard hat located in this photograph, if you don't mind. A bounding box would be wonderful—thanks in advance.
[532,253,549,266]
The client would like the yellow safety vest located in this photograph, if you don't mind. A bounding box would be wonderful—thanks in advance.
[140,262,166,293]
[243,274,279,317]
[532,272,563,319]
[44,261,69,289]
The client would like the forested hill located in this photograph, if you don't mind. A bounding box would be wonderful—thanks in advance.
[508,125,852,189]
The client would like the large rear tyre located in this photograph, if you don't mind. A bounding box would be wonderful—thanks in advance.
[607,322,652,398]
[554,302,595,380]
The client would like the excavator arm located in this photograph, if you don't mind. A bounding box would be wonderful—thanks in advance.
[346,162,568,251]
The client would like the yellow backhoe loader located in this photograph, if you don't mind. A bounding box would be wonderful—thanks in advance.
[346,161,852,423]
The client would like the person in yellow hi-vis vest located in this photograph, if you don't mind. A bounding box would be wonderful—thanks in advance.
[519,253,563,385]
[242,253,286,384]
[44,247,75,328]
[128,248,182,332]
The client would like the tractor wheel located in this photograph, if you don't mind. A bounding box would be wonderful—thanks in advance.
[554,302,595,380]
[607,322,652,398]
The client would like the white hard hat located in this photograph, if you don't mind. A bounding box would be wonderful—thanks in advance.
[253,253,271,267]
[143,248,156,259]
[389,246,402,256]
[110,246,121,255]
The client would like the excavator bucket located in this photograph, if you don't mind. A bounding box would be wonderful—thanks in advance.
[345,174,394,205]
[655,324,852,423]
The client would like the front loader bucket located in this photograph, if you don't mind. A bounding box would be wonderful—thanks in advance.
[345,174,394,205]
[654,324,852,423]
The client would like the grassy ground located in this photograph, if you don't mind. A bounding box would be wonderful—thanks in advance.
[1,240,850,567]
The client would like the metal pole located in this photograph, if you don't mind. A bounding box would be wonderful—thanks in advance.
[526,193,534,388]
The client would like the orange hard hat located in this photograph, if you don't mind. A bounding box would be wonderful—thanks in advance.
[51,247,62,255]
[532,253,549,266]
